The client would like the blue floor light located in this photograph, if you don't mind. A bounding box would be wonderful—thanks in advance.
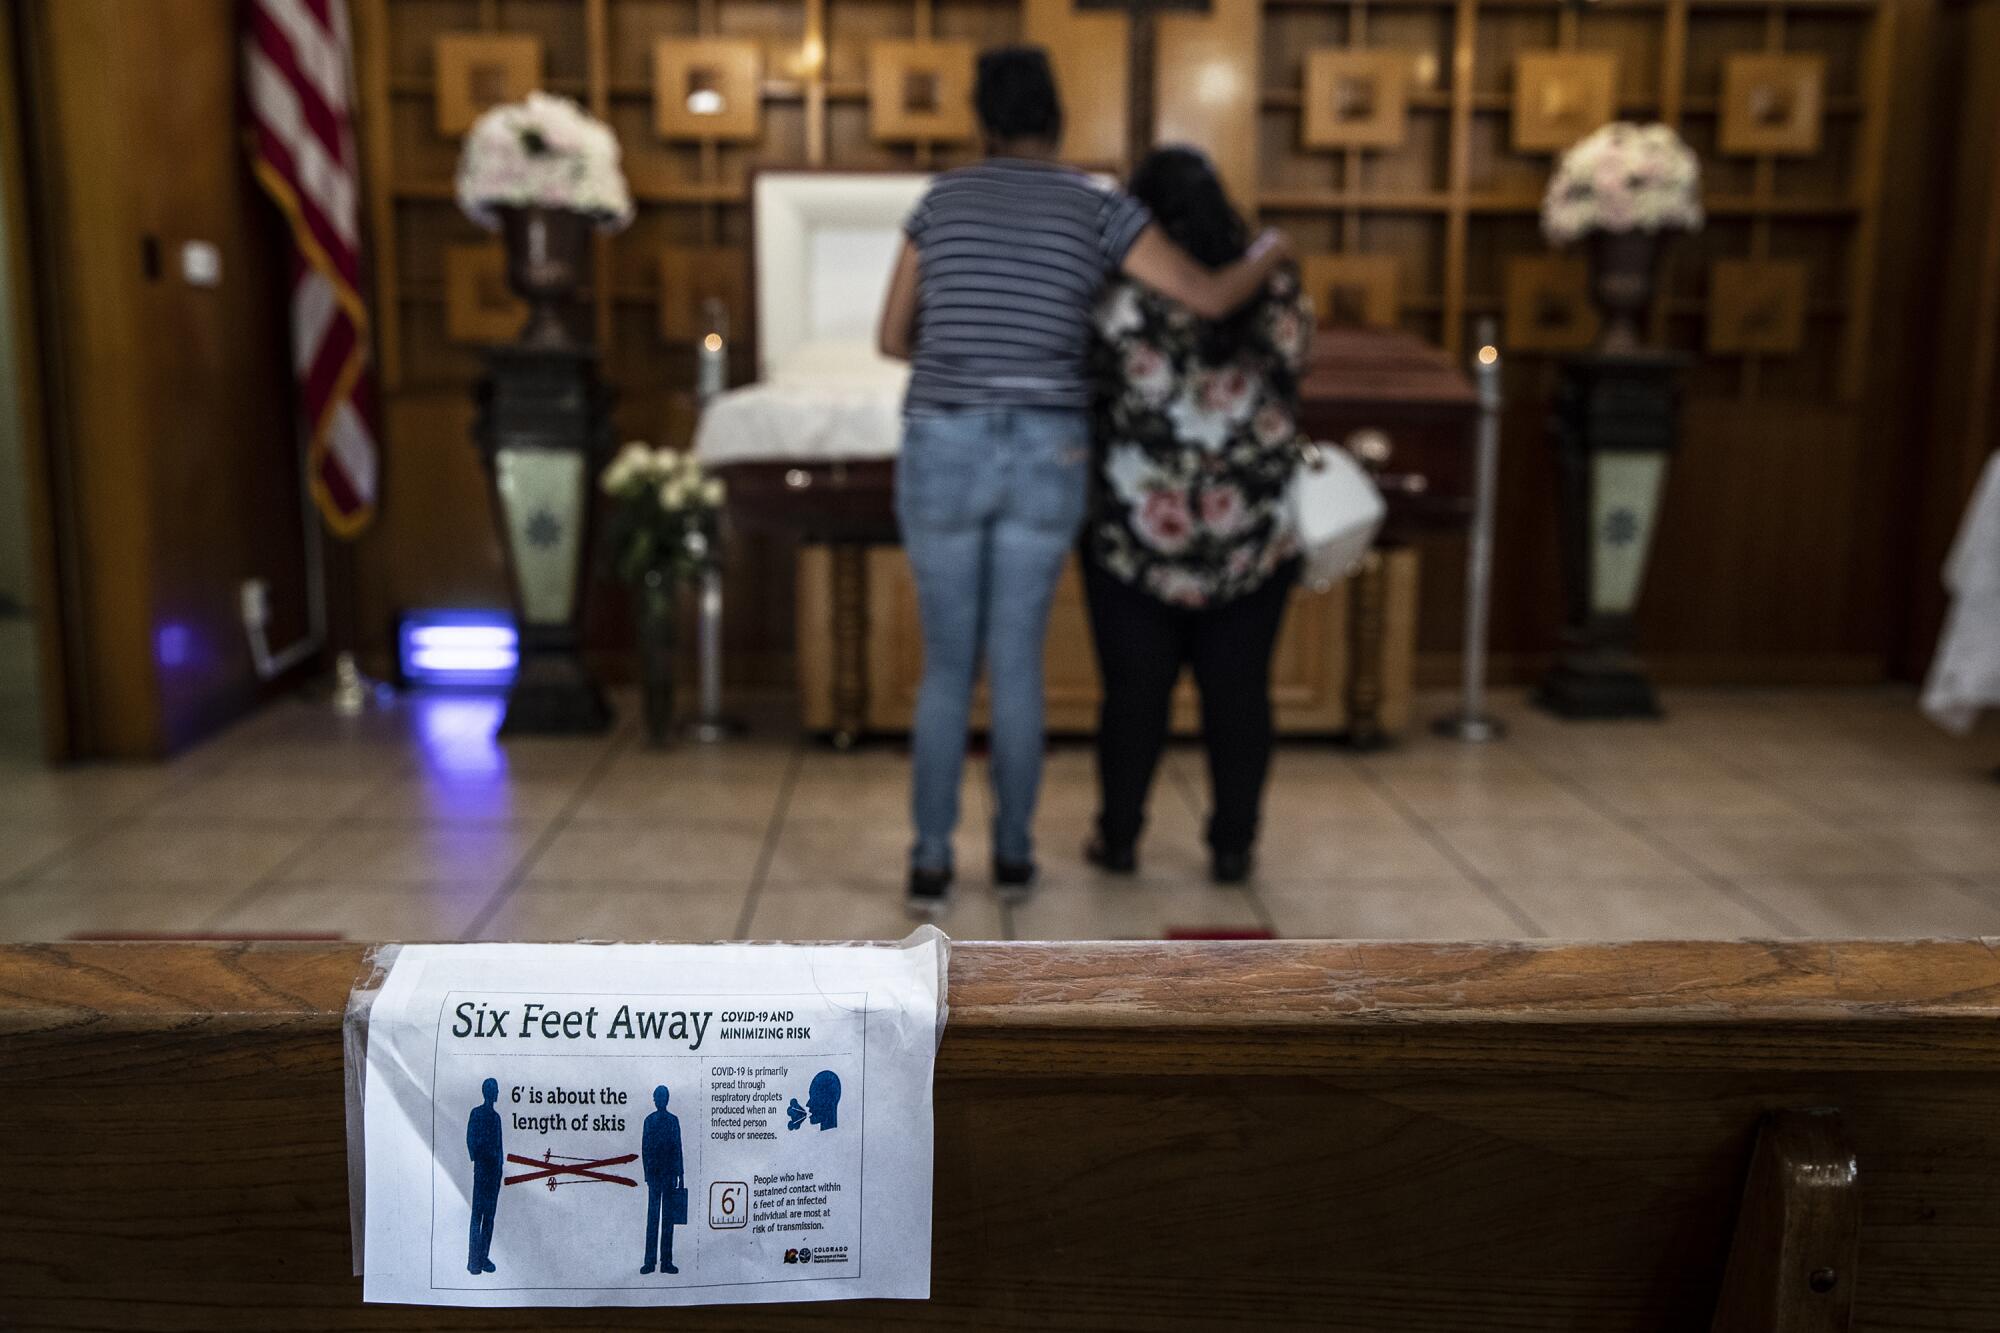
[398,611,520,689]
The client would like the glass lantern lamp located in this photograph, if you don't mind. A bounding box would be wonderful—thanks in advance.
[473,344,616,734]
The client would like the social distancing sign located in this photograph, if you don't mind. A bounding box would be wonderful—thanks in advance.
[354,939,943,1307]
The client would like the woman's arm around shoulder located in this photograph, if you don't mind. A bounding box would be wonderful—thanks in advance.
[1120,225,1293,321]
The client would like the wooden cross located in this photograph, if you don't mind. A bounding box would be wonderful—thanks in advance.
[1073,0,1212,166]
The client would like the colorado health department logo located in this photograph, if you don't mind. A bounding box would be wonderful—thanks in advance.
[783,1245,850,1266]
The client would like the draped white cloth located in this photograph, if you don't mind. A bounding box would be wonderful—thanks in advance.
[692,344,906,466]
[1922,451,2000,735]
[693,172,927,468]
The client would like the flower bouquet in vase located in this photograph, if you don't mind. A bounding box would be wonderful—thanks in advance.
[456,92,636,349]
[600,444,726,745]
[1542,122,1703,354]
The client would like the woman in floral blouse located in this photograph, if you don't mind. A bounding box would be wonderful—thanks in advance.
[1083,146,1314,885]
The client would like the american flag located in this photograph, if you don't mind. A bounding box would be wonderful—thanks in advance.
[243,0,378,536]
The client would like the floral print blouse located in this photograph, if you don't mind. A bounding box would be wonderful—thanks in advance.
[1086,266,1315,609]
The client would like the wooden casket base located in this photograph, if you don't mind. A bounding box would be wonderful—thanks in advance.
[797,543,1419,745]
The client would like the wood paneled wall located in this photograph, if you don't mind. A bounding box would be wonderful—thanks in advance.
[1897,0,2000,677]
[1021,0,1126,169]
[1156,0,1262,209]
[20,0,310,757]
[0,1,66,759]
[348,0,1960,691]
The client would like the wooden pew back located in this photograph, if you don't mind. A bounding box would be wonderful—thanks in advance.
[5,939,2000,1329]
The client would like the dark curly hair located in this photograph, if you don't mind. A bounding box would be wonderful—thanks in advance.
[1128,146,1262,362]
[975,46,1063,145]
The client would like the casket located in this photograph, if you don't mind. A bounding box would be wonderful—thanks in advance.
[1297,325,1480,540]
[695,171,1473,745]
[694,170,918,544]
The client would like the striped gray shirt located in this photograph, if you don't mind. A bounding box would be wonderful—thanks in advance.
[903,159,1152,413]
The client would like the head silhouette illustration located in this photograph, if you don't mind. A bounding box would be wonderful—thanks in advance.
[806,1070,842,1130]
[654,1084,670,1111]
[481,1077,498,1106]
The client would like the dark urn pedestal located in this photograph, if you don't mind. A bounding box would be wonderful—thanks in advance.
[1536,351,1687,720]
[474,345,616,736]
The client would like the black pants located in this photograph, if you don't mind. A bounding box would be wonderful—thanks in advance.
[1083,560,1298,856]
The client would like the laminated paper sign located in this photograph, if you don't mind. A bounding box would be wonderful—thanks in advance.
[357,939,943,1307]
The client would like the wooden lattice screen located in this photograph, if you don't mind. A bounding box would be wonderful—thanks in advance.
[356,0,1893,434]
[347,0,1902,688]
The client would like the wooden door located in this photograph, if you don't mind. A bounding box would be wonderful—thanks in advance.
[22,0,310,757]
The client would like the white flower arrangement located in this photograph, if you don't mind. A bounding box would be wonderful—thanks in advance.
[456,92,635,232]
[600,443,725,584]
[601,443,724,507]
[1541,122,1703,246]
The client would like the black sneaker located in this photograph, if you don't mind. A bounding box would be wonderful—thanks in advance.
[1084,836,1137,875]
[906,864,953,916]
[993,857,1038,899]
[1211,848,1252,885]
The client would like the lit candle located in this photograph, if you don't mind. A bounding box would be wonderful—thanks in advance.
[697,297,728,404]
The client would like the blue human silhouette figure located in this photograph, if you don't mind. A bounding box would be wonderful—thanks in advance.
[640,1085,684,1275]
[807,1070,841,1129]
[787,1070,842,1131]
[466,1077,502,1275]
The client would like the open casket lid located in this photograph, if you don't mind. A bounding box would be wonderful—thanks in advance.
[751,169,932,389]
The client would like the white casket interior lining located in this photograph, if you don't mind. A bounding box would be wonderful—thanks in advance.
[753,170,931,386]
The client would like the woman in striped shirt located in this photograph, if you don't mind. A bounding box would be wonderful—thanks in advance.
[876,45,1293,913]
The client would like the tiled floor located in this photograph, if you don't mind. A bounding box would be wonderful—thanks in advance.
[1,686,1996,943]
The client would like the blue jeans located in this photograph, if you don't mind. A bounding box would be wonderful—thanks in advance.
[895,407,1090,871]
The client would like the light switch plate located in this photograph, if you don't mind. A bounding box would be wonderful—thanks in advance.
[180,240,222,288]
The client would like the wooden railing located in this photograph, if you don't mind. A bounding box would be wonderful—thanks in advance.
[6,939,2000,1329]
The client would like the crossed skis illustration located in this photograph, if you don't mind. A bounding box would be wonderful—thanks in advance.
[504,1148,641,1192]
